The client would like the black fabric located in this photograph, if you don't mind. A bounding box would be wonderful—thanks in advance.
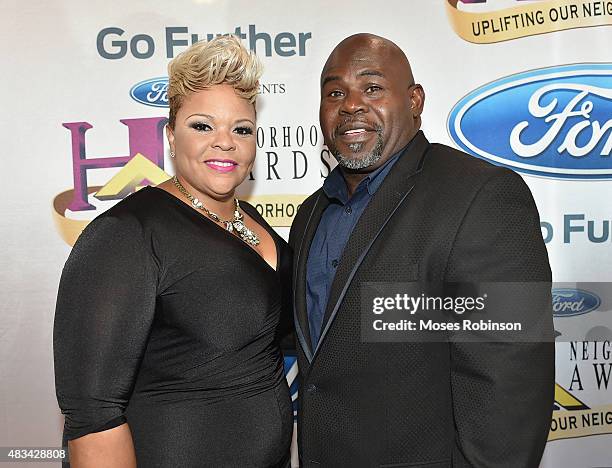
[289,132,554,467]
[54,186,293,467]
[306,145,404,348]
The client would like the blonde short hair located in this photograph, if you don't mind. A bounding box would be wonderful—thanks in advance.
[167,35,263,128]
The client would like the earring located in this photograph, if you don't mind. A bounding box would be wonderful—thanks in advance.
[170,151,175,158]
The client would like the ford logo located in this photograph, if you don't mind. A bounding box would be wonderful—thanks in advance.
[552,288,601,317]
[130,77,169,108]
[447,64,612,179]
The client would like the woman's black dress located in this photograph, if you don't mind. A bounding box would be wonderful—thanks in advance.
[54,186,293,467]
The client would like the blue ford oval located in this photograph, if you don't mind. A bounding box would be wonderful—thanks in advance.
[447,64,612,179]
[130,77,169,108]
[552,288,601,317]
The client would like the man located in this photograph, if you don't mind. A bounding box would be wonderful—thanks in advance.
[289,33,554,467]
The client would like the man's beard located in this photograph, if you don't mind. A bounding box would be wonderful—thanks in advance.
[329,127,384,170]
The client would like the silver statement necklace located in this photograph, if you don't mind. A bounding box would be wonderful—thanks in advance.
[172,176,260,246]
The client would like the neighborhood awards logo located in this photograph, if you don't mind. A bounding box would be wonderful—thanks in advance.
[551,341,612,441]
[447,63,612,179]
[446,0,612,44]
[551,288,611,441]
[53,118,169,246]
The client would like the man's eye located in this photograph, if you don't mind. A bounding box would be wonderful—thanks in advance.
[235,126,254,136]
[366,85,382,94]
[329,90,344,98]
[190,122,212,132]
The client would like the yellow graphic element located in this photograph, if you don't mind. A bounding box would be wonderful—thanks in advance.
[53,154,171,246]
[96,153,170,199]
[549,403,612,441]
[548,384,612,441]
[52,186,102,247]
[243,194,308,227]
[446,0,612,44]
[554,383,589,410]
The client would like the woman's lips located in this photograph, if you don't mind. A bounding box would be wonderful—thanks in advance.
[204,159,238,173]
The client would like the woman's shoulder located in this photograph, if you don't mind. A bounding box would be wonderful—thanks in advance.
[102,186,168,216]
[93,186,180,227]
[80,186,172,241]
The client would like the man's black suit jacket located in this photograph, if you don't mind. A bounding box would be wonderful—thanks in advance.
[288,132,555,467]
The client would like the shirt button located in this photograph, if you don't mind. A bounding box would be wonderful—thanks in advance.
[306,384,317,393]
[345,205,352,214]
[331,259,338,268]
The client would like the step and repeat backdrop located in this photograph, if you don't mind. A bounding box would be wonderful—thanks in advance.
[2,0,611,466]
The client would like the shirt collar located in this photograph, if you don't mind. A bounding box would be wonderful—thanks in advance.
[323,138,414,203]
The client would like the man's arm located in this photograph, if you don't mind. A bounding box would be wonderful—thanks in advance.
[445,169,555,468]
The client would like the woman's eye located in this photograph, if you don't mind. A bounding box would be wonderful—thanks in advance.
[235,126,254,136]
[190,122,212,132]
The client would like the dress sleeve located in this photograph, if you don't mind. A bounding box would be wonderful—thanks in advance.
[53,214,159,440]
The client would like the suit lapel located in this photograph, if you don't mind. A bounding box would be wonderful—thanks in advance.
[293,192,329,363]
[314,132,431,356]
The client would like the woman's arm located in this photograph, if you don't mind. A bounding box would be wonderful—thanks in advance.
[68,424,136,468]
[54,214,159,465]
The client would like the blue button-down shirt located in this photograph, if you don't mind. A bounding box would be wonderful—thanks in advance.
[306,148,406,348]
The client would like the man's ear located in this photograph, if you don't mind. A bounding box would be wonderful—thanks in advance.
[411,84,425,118]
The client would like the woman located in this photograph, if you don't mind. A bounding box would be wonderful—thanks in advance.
[54,35,293,467]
